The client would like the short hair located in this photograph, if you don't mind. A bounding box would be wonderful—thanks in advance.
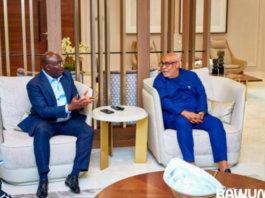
[41,52,55,68]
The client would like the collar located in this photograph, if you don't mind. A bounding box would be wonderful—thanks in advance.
[42,69,63,83]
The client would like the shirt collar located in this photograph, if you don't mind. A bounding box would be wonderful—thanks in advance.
[42,69,62,83]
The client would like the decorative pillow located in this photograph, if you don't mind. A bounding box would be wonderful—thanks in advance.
[0,77,32,130]
[207,99,235,124]
[14,108,31,131]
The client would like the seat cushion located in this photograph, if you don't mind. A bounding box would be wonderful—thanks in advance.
[1,130,76,169]
[163,123,241,157]
[224,64,240,69]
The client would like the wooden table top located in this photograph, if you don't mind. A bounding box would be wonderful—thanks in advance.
[95,171,265,198]
[210,73,263,83]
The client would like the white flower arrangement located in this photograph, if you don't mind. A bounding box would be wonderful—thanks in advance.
[61,37,89,71]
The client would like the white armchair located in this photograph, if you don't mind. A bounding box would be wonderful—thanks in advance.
[142,68,245,168]
[0,77,93,184]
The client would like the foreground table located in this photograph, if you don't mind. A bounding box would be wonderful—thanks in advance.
[92,106,148,170]
[95,171,265,198]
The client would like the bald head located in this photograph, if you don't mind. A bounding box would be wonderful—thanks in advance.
[41,52,64,78]
[163,53,180,62]
[161,53,180,79]
[41,52,62,68]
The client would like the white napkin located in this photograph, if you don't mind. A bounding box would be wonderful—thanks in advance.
[163,158,226,196]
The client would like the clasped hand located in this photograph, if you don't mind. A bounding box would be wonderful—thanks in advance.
[68,90,95,111]
[181,110,205,124]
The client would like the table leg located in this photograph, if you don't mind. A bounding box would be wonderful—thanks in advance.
[242,81,248,101]
[100,121,109,170]
[108,122,113,157]
[93,119,97,130]
[135,116,148,163]
[123,122,126,128]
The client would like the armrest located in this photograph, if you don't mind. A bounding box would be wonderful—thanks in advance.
[74,81,93,126]
[210,76,245,130]
[232,57,247,71]
[143,78,165,163]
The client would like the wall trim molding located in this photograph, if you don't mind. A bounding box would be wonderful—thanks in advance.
[256,0,264,71]
[247,62,257,67]
[254,0,262,70]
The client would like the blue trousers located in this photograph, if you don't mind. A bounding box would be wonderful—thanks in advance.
[164,114,227,163]
[33,119,94,175]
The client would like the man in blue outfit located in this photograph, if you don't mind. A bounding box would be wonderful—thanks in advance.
[18,52,95,198]
[153,53,230,173]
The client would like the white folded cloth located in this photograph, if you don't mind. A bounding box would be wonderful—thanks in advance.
[163,158,225,196]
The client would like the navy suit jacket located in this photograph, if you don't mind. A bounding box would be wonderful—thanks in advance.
[18,70,86,136]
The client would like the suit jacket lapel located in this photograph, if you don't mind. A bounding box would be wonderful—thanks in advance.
[60,74,71,104]
[40,71,57,106]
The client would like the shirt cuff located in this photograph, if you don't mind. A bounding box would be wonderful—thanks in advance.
[65,105,71,114]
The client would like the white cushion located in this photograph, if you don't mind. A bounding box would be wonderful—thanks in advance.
[1,130,76,169]
[224,64,240,69]
[192,68,214,100]
[163,123,241,157]
[207,99,235,124]
[0,77,33,130]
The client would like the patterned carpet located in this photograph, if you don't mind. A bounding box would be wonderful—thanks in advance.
[12,188,102,198]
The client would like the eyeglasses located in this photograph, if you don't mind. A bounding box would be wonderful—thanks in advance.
[159,61,178,68]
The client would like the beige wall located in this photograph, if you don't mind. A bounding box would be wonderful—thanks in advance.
[260,0,265,72]
[81,0,265,73]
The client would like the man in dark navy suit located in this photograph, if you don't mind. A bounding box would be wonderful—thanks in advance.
[153,53,230,173]
[18,52,95,198]
[0,180,12,198]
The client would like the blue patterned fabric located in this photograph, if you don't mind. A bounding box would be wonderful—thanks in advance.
[103,70,158,124]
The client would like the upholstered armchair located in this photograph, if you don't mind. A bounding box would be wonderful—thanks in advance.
[131,40,160,70]
[210,39,247,74]
[142,68,245,168]
[0,77,93,183]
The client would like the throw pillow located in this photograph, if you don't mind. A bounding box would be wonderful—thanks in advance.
[207,99,235,124]
[14,108,31,131]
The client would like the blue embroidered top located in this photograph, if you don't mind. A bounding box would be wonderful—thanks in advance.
[153,68,207,121]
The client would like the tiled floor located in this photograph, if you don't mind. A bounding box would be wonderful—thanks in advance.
[3,71,265,197]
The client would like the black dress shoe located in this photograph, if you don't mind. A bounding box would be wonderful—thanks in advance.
[65,175,80,193]
[0,190,12,198]
[36,179,48,198]
[218,168,231,173]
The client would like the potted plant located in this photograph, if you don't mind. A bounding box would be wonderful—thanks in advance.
[61,37,89,83]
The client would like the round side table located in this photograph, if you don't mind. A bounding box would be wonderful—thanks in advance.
[92,106,148,170]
